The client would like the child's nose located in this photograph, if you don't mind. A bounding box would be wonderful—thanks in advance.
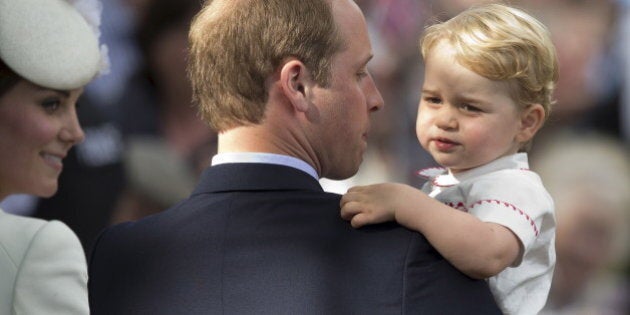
[435,107,458,130]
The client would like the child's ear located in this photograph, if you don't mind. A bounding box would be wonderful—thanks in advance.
[516,104,545,143]
[279,59,310,113]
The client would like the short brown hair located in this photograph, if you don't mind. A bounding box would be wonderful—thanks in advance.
[188,0,344,131]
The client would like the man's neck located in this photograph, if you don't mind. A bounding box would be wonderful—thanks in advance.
[217,126,321,176]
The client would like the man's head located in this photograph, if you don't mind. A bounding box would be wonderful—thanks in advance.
[188,0,343,132]
[189,0,383,180]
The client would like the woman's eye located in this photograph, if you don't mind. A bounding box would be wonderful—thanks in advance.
[41,98,61,112]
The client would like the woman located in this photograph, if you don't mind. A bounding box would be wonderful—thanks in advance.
[0,0,106,313]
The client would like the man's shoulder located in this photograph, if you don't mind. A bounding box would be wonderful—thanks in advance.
[87,189,502,314]
[89,189,341,252]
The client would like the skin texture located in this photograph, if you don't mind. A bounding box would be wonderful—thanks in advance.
[218,0,384,180]
[300,0,384,179]
[0,80,84,199]
[340,41,545,279]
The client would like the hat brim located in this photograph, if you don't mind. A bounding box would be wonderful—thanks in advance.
[0,0,100,90]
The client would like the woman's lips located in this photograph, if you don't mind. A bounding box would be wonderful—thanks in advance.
[41,152,64,171]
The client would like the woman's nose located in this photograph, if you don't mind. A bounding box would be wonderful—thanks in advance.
[59,110,85,145]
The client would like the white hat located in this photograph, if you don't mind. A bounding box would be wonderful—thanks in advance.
[0,0,106,90]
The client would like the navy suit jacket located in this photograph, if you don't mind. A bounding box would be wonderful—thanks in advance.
[89,163,501,314]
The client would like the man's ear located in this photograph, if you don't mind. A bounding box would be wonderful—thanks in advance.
[516,103,545,143]
[279,60,310,113]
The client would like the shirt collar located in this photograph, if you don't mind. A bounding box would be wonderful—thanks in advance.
[211,152,319,180]
[418,153,530,187]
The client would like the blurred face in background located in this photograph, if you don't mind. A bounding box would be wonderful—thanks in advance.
[0,80,84,199]
[551,193,619,302]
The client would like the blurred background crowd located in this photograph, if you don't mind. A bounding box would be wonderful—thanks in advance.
[1,0,628,313]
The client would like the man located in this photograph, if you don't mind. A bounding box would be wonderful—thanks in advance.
[88,0,501,313]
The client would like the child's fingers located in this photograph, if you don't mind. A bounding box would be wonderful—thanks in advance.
[340,200,362,220]
[340,189,366,207]
[346,185,367,193]
[351,212,378,228]
[340,192,352,208]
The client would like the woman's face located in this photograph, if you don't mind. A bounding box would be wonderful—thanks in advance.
[0,80,84,199]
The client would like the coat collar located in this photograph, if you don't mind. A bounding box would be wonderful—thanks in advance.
[192,163,324,195]
[212,152,318,180]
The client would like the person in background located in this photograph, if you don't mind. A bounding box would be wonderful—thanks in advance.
[87,0,501,314]
[341,3,557,314]
[0,0,107,313]
[108,0,215,223]
[522,0,621,144]
[536,132,630,315]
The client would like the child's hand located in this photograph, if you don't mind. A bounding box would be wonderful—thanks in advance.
[340,183,412,228]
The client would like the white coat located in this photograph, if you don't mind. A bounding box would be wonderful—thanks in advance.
[0,209,88,315]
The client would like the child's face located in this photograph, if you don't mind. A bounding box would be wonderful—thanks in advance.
[416,41,526,173]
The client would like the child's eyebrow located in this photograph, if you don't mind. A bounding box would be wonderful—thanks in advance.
[456,92,492,105]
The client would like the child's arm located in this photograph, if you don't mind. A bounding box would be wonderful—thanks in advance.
[340,183,520,279]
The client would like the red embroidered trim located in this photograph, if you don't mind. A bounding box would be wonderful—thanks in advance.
[445,199,539,236]
[445,201,468,212]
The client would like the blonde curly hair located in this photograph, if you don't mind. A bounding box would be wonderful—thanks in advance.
[421,3,558,121]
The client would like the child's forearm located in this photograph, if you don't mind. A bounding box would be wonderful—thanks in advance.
[395,191,520,279]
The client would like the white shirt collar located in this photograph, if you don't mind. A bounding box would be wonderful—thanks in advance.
[419,153,530,187]
[211,152,319,180]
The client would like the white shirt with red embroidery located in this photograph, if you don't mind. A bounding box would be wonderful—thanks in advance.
[418,153,556,315]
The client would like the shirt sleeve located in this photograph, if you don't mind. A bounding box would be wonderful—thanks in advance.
[13,220,89,315]
[462,170,554,265]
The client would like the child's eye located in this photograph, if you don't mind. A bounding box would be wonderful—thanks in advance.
[461,104,480,112]
[425,97,441,104]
